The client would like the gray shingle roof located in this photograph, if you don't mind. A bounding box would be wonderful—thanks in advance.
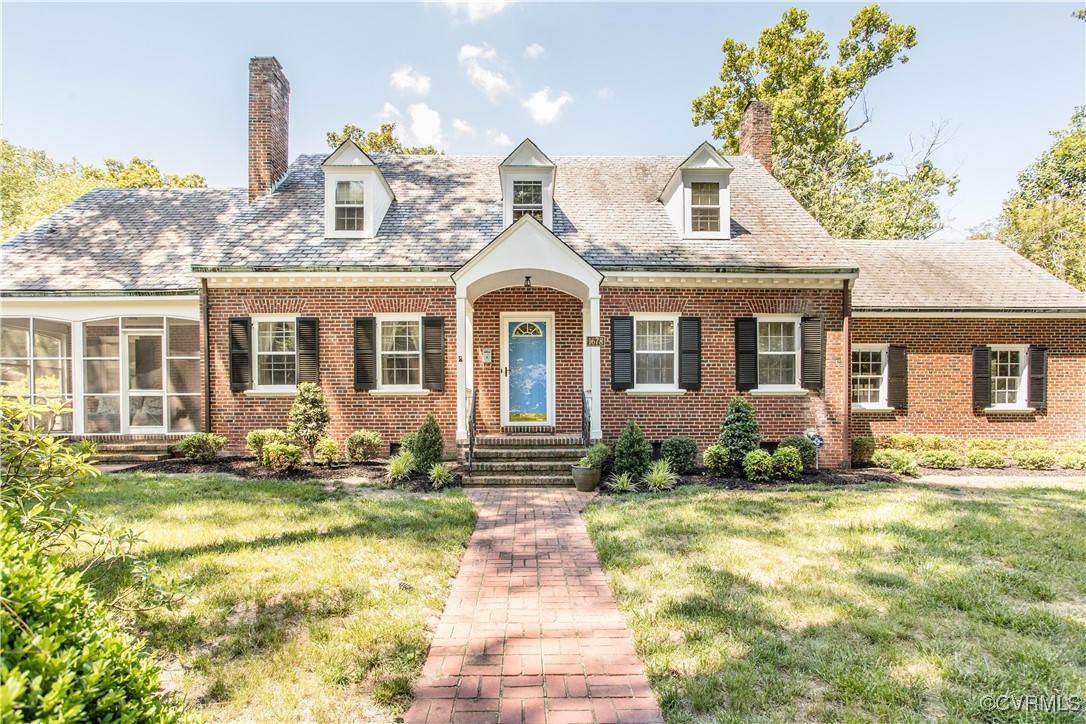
[843,239,1086,312]
[1,188,244,294]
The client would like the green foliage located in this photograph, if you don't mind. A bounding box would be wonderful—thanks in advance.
[70,439,99,458]
[851,436,877,465]
[883,433,924,452]
[778,435,816,470]
[399,432,418,455]
[718,398,762,471]
[691,6,956,239]
[387,451,416,482]
[246,429,287,460]
[314,437,341,467]
[614,420,653,481]
[578,443,611,469]
[871,448,919,476]
[772,446,804,480]
[411,414,445,473]
[263,442,303,472]
[1013,450,1059,471]
[326,122,440,155]
[1060,452,1086,470]
[1054,440,1086,455]
[605,471,640,493]
[967,438,1007,453]
[742,449,775,482]
[965,449,1006,469]
[428,462,453,490]
[345,430,382,463]
[918,449,961,470]
[642,459,679,492]
[702,445,730,476]
[174,433,227,462]
[1006,437,1050,453]
[916,434,959,451]
[661,436,698,474]
[287,383,331,460]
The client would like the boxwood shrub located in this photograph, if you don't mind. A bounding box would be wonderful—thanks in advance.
[918,449,961,470]
[778,435,816,470]
[742,449,774,482]
[965,449,1006,469]
[1014,449,1059,470]
[871,448,919,476]
[660,436,698,474]
[702,444,730,476]
[174,432,227,462]
[345,430,382,463]
[850,436,876,465]
[771,446,803,480]
[1060,452,1086,470]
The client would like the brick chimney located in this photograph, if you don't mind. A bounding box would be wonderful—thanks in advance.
[248,57,290,202]
[738,99,772,173]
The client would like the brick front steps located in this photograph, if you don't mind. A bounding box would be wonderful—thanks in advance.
[465,436,584,487]
[93,442,172,464]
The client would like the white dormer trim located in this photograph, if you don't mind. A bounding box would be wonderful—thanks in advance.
[321,140,396,239]
[660,142,733,241]
[499,139,556,230]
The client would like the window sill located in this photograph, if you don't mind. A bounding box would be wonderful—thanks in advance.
[982,407,1036,414]
[851,405,897,412]
[750,388,808,397]
[243,389,297,396]
[368,389,431,396]
[625,389,687,396]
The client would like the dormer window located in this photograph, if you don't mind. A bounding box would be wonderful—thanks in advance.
[335,181,365,232]
[500,139,556,229]
[690,182,720,233]
[659,142,733,240]
[512,181,544,222]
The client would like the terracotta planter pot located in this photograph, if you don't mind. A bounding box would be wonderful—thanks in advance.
[571,466,601,492]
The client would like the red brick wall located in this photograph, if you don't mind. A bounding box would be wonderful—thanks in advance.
[598,287,851,467]
[851,317,1086,441]
[207,287,458,455]
[471,287,584,435]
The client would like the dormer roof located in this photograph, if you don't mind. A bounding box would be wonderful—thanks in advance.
[500,138,556,169]
[658,141,733,201]
[321,140,396,201]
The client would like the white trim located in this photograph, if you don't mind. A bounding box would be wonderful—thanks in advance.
[631,313,679,392]
[601,272,856,289]
[199,272,455,287]
[853,310,1086,319]
[982,407,1036,414]
[251,315,298,393]
[753,315,801,392]
[988,344,1030,410]
[122,328,167,434]
[751,388,808,397]
[376,314,424,392]
[368,389,431,397]
[683,174,730,240]
[502,169,554,231]
[850,343,891,410]
[499,312,556,427]
[625,389,686,396]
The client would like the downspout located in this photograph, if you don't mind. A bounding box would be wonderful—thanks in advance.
[200,278,212,433]
[842,279,852,469]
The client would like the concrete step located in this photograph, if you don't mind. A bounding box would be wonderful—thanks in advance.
[94,453,170,463]
[93,442,175,453]
[470,446,585,460]
[475,435,583,447]
[470,459,576,473]
[465,473,574,487]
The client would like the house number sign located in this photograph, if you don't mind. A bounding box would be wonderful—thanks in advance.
[585,336,606,347]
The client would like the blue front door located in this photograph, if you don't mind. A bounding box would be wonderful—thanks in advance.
[506,320,549,423]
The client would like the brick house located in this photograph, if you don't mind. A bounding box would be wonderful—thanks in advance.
[2,57,1083,470]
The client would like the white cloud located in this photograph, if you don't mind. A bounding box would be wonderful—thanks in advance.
[523,43,545,59]
[443,0,511,22]
[389,66,431,96]
[453,118,476,136]
[522,87,573,125]
[374,102,401,122]
[458,43,512,102]
[407,103,446,148]
[486,129,513,148]
[596,87,614,100]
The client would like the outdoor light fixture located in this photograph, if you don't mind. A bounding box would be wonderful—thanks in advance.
[524,275,532,289]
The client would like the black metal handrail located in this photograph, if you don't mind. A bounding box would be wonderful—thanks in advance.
[581,390,591,448]
[466,389,478,473]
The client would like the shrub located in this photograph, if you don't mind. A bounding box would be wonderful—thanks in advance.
[577,443,611,469]
[642,459,679,492]
[70,439,99,458]
[871,448,919,476]
[1060,452,1086,470]
[399,432,418,455]
[967,438,1006,453]
[1014,449,1058,470]
[851,436,876,465]
[918,449,961,470]
[246,429,286,460]
[314,437,340,467]
[719,397,762,471]
[965,449,1006,469]
[412,414,445,472]
[428,461,453,489]
[742,449,774,482]
[778,435,816,470]
[287,382,331,460]
[1054,440,1086,455]
[660,436,698,474]
[263,442,303,472]
[883,433,923,452]
[917,434,959,451]
[614,420,653,481]
[174,432,227,462]
[702,444,730,476]
[771,446,803,480]
[345,430,382,463]
[387,451,416,482]
[1006,437,1050,453]
[605,471,639,493]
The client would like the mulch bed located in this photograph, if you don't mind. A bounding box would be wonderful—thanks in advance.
[912,465,1082,478]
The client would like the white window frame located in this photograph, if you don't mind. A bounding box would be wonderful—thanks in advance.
[252,315,298,392]
[324,172,371,238]
[988,344,1030,410]
[511,179,545,223]
[502,171,553,229]
[851,344,889,410]
[0,317,74,431]
[754,315,802,392]
[682,172,729,239]
[632,314,679,392]
[377,314,423,392]
[332,180,365,234]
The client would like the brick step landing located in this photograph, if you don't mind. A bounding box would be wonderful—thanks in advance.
[91,442,173,463]
[463,435,586,487]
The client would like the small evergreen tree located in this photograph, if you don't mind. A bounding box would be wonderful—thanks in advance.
[287,382,330,460]
[411,414,445,472]
[614,420,653,481]
[718,397,762,471]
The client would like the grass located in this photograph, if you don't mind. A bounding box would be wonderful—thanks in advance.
[69,473,475,722]
[584,479,1086,722]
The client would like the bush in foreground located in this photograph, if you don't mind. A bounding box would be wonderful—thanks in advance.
[871,448,919,476]
[175,433,227,462]
[743,449,774,482]
[387,451,416,482]
[1013,449,1058,470]
[1060,452,1086,470]
[605,472,639,493]
[345,430,382,463]
[642,459,679,492]
[719,398,762,472]
[660,436,698,474]
[578,443,611,469]
[428,461,453,489]
[918,449,961,470]
[965,449,1006,469]
[246,429,287,461]
[314,437,341,467]
[771,446,803,480]
[412,414,445,472]
[287,382,331,460]
[702,444,730,476]
[851,436,876,465]
[778,435,816,470]
[614,421,653,481]
[263,442,303,472]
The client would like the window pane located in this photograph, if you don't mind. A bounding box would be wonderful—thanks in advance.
[84,359,120,393]
[168,395,202,433]
[84,395,120,433]
[635,353,674,385]
[0,361,30,396]
[851,350,883,404]
[335,206,364,231]
[513,181,543,205]
[33,398,72,432]
[758,354,796,386]
[129,395,164,428]
[758,322,796,353]
[128,335,163,391]
[257,322,295,353]
[691,207,720,232]
[336,180,365,204]
[0,318,30,358]
[84,321,120,358]
[257,355,297,386]
[990,350,1022,405]
[33,320,70,358]
[381,355,420,386]
[33,359,69,398]
[691,182,719,206]
[635,320,675,352]
[168,319,199,357]
[168,358,200,394]
[381,321,420,352]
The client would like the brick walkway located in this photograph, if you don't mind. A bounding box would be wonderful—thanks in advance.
[405,488,662,724]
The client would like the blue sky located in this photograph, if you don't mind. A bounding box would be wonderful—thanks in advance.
[4,2,1084,238]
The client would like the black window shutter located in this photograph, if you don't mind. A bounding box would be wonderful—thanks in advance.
[887,345,907,409]
[1029,346,1047,409]
[800,317,824,391]
[296,317,319,383]
[611,316,634,390]
[228,317,251,391]
[972,346,992,409]
[353,317,377,391]
[735,317,757,390]
[422,316,446,391]
[678,316,701,391]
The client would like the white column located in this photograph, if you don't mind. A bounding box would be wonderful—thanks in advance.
[71,321,85,435]
[455,293,468,441]
[589,291,603,441]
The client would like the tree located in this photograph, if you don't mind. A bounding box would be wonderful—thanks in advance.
[287,382,331,460]
[974,108,1086,290]
[691,5,957,239]
[325,122,439,155]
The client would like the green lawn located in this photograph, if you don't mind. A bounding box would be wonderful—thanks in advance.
[70,473,475,722]
[584,478,1086,722]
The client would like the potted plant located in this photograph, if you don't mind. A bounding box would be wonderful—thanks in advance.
[572,443,610,492]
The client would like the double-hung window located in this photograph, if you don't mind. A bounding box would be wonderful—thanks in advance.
[634,317,677,390]
[990,346,1028,409]
[851,345,888,408]
[757,319,799,389]
[255,320,297,389]
[379,318,422,389]
[690,182,721,233]
[334,180,365,232]
[512,180,544,222]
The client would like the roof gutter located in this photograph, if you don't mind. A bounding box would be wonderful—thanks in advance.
[854,307,1086,318]
[0,289,199,298]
